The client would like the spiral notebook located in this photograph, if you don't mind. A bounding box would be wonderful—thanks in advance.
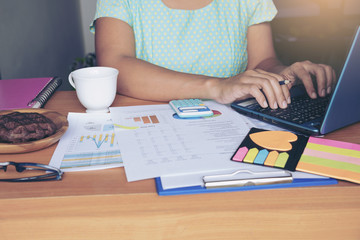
[0,77,62,110]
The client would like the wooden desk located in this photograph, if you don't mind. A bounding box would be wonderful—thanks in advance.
[1,91,360,240]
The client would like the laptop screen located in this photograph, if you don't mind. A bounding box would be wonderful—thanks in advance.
[320,26,360,134]
[231,26,360,135]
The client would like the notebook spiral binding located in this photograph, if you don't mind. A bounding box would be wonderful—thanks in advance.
[28,77,62,108]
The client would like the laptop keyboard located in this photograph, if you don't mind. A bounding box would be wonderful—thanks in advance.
[250,95,331,125]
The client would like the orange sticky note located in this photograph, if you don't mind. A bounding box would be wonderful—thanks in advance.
[249,131,298,151]
[264,151,279,167]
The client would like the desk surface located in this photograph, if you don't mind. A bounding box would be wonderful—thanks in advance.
[1,91,360,240]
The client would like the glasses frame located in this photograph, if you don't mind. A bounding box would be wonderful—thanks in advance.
[0,161,63,182]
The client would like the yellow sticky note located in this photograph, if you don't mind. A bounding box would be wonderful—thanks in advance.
[243,148,259,163]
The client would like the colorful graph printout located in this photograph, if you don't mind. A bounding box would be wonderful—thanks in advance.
[296,137,360,184]
[80,133,116,148]
[61,132,121,170]
[135,115,160,124]
[50,113,123,172]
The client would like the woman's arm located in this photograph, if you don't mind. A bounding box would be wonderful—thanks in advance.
[246,22,291,107]
[95,18,291,108]
[248,23,336,99]
[95,17,217,101]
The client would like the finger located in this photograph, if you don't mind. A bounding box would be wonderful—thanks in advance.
[312,65,327,97]
[319,64,332,94]
[239,76,276,109]
[292,62,317,99]
[231,82,268,108]
[257,77,280,109]
[319,64,336,94]
[261,70,295,95]
[268,78,289,109]
[242,74,277,109]
[225,79,268,108]
[246,84,269,108]
[331,68,337,91]
[255,69,289,108]
[282,84,291,104]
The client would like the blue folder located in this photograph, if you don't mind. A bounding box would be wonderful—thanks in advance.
[155,177,338,196]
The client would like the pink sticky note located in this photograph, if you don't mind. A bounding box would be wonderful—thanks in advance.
[232,147,249,162]
[308,137,360,151]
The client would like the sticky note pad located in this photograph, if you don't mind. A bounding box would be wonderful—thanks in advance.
[296,137,360,184]
[231,128,309,171]
[232,128,360,184]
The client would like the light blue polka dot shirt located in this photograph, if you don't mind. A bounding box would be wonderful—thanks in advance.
[91,0,277,78]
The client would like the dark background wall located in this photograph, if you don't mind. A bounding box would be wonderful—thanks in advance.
[0,0,85,90]
[272,0,360,75]
[0,0,359,91]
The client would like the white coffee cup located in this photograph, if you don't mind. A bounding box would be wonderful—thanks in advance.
[68,66,118,113]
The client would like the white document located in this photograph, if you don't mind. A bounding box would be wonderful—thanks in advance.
[50,113,123,172]
[159,115,328,190]
[110,101,279,182]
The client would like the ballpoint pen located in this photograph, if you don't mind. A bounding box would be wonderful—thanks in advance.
[279,79,292,86]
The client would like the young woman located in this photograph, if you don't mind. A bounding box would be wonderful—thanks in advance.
[91,0,336,109]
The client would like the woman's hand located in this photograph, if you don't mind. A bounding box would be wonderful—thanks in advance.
[279,60,336,99]
[212,69,291,109]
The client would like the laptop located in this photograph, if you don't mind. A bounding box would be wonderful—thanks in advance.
[231,26,360,136]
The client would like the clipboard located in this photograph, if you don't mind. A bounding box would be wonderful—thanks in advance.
[203,169,293,188]
[155,170,337,196]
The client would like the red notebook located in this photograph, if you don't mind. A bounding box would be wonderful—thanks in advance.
[0,77,62,110]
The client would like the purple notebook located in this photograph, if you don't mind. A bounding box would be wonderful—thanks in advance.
[0,77,62,110]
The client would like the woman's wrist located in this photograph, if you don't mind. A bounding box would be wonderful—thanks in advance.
[202,77,222,101]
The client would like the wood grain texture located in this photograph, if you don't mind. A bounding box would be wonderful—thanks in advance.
[0,91,359,240]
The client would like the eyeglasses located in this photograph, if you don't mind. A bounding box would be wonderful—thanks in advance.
[0,161,63,182]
